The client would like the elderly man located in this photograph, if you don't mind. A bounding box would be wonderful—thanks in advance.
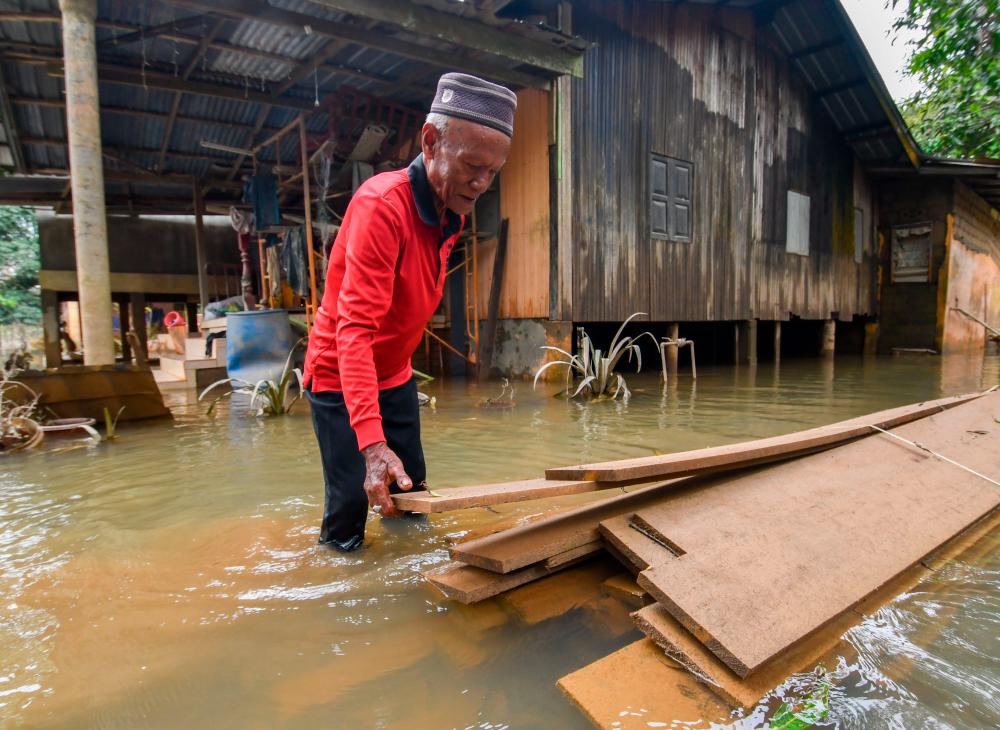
[303,73,516,551]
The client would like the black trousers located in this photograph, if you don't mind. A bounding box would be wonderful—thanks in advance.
[306,378,426,551]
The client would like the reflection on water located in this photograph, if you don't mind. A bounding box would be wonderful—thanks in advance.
[1,355,997,728]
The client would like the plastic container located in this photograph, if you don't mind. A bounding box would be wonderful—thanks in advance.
[225,309,293,385]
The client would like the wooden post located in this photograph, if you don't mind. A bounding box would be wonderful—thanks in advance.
[746,319,757,365]
[864,321,879,357]
[117,295,131,362]
[299,116,319,330]
[192,180,210,326]
[665,322,679,377]
[821,319,836,357]
[59,0,114,365]
[130,293,148,363]
[552,1,574,322]
[41,289,61,368]
[774,320,782,365]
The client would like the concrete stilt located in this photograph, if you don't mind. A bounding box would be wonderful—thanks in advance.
[773,321,782,364]
[41,289,61,368]
[665,322,679,377]
[59,0,113,365]
[821,319,836,357]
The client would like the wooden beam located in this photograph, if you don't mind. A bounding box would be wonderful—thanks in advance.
[44,61,318,111]
[10,96,281,134]
[0,65,26,173]
[814,76,867,97]
[158,17,227,173]
[224,38,348,180]
[23,136,243,164]
[788,36,844,60]
[172,0,551,90]
[28,166,243,190]
[309,0,582,76]
[97,13,210,49]
[393,478,600,513]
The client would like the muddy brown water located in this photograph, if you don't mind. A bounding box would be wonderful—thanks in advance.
[1,355,998,729]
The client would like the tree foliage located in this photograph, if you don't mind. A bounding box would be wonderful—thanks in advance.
[892,0,1000,159]
[0,207,41,326]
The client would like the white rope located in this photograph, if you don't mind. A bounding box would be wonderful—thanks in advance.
[868,424,1000,488]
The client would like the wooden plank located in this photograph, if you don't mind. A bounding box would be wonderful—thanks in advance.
[476,218,508,379]
[546,393,982,482]
[424,543,602,604]
[449,480,687,574]
[556,640,732,730]
[393,477,597,513]
[597,515,675,572]
[635,393,1000,678]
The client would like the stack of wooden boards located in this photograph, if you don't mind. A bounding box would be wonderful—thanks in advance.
[418,392,1000,727]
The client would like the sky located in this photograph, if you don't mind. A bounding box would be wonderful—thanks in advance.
[841,0,923,101]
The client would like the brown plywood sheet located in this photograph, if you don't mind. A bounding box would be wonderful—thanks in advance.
[450,480,688,574]
[546,393,980,482]
[393,478,599,513]
[557,639,732,730]
[502,559,620,625]
[636,509,1000,707]
[635,393,1000,677]
[601,573,650,608]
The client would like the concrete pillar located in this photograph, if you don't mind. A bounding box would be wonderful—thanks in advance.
[821,319,836,357]
[665,322,679,377]
[773,320,782,365]
[129,294,147,362]
[59,0,113,365]
[41,289,61,368]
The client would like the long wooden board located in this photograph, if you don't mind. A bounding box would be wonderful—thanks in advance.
[393,478,598,513]
[425,542,604,604]
[546,393,981,482]
[449,480,689,574]
[634,393,1000,678]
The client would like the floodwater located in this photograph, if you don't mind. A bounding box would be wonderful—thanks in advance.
[1,354,998,729]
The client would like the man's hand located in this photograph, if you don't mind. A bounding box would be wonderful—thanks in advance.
[361,441,412,518]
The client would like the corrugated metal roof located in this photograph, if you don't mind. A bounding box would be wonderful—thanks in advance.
[0,0,576,211]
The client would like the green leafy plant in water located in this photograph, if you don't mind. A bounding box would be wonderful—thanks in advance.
[101,406,126,441]
[770,669,832,730]
[532,312,658,401]
[199,338,306,417]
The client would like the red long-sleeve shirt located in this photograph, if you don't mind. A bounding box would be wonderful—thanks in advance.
[303,155,464,449]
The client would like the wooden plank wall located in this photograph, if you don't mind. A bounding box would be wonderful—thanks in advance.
[476,88,551,319]
[569,1,876,323]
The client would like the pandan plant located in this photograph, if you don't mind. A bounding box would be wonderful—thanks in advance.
[533,312,659,401]
[200,338,306,417]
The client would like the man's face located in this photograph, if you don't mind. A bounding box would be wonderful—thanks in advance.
[421,118,511,216]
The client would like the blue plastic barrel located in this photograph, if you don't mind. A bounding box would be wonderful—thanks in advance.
[226,309,293,384]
